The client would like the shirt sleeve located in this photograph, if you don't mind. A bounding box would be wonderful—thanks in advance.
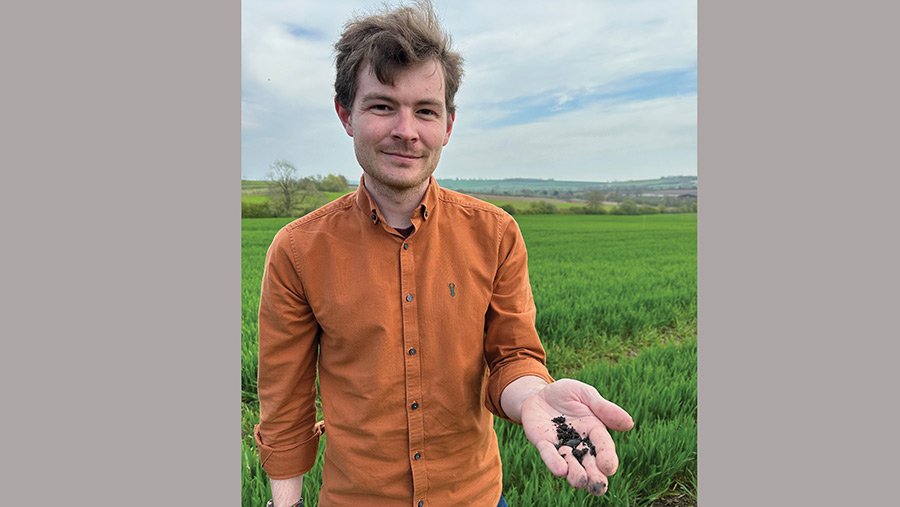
[483,215,555,422]
[253,225,322,479]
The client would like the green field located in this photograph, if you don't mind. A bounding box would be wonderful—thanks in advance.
[244,193,591,211]
[241,179,271,193]
[241,181,353,209]
[435,176,697,195]
[241,179,693,217]
[241,213,697,506]
[478,198,592,212]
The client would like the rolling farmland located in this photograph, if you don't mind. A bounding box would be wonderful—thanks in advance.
[241,213,697,506]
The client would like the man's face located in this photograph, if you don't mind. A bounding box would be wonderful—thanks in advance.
[336,60,455,193]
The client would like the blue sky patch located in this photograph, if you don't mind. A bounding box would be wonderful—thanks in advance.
[484,67,696,128]
[287,24,322,39]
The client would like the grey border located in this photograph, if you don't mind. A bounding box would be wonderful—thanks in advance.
[699,0,897,505]
[3,1,238,505]
[5,0,897,505]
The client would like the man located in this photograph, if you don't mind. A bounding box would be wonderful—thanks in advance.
[254,2,634,506]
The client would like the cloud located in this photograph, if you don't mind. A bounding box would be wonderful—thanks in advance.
[241,0,697,181]
[241,24,335,107]
[241,100,258,130]
[445,0,696,105]
[442,94,696,181]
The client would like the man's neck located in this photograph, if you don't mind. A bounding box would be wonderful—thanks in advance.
[364,176,431,229]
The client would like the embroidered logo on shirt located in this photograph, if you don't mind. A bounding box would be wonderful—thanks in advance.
[448,283,456,297]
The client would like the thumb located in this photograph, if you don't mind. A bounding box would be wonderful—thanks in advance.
[585,387,634,432]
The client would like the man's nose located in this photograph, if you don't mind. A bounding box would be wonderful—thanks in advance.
[391,110,418,142]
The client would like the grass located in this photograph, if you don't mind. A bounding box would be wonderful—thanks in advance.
[240,190,353,208]
[496,337,697,507]
[240,212,697,506]
[242,195,269,205]
[241,338,696,507]
[521,214,697,373]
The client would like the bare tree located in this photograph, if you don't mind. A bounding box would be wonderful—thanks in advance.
[266,159,325,217]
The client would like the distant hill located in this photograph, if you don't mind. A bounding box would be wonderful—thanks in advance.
[244,175,697,198]
[435,176,697,197]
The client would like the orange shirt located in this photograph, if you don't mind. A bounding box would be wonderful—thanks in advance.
[254,175,553,507]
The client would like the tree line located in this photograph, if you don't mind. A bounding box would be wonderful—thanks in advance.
[242,161,698,219]
[242,160,350,218]
[496,189,696,216]
[498,200,696,216]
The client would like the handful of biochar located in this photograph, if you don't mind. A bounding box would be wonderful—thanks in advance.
[551,415,596,464]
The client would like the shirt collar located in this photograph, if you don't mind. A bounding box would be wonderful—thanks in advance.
[355,174,440,225]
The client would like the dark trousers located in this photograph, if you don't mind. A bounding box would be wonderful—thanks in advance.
[497,495,509,507]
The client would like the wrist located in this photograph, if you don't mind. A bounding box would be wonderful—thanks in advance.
[501,376,549,422]
[267,499,303,507]
[269,475,303,507]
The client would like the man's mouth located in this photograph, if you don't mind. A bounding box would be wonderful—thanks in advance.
[383,152,421,161]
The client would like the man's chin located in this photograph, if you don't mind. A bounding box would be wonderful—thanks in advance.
[367,170,432,192]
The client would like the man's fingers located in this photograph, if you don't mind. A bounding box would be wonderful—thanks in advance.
[535,440,568,477]
[587,425,619,476]
[587,392,634,432]
[558,446,589,489]
[580,453,609,496]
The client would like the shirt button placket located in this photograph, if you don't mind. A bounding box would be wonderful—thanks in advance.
[400,235,424,502]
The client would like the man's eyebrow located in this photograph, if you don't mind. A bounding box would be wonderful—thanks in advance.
[359,93,444,108]
[359,93,396,104]
[415,98,445,108]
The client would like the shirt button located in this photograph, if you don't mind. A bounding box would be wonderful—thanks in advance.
[406,294,413,302]
[371,213,377,220]
[408,348,416,355]
[418,502,424,507]
[411,402,418,410]
[414,452,421,460]
[423,210,429,218]
[403,243,409,250]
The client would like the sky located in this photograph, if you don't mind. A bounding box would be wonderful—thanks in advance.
[241,0,697,183]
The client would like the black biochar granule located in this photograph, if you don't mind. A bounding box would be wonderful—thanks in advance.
[551,415,596,465]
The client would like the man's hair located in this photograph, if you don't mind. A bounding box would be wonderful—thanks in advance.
[334,0,464,116]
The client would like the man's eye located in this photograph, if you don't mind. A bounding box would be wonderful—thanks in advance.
[372,104,391,111]
[419,109,437,116]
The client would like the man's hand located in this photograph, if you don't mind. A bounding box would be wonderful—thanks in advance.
[519,379,634,495]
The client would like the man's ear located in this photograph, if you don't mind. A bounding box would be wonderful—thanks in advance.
[335,98,353,137]
[443,112,455,146]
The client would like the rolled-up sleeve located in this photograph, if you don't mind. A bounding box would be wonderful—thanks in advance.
[254,226,322,479]
[483,216,554,421]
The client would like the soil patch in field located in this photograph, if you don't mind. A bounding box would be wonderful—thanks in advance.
[648,493,696,507]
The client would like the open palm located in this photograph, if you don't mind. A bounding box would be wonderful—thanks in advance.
[520,379,634,495]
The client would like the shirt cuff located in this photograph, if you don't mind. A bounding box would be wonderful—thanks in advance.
[254,422,323,479]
